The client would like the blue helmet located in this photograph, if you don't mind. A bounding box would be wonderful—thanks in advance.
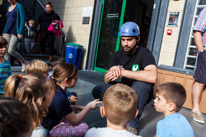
[119,22,140,37]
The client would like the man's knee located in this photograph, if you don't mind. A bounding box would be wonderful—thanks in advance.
[132,81,153,95]
[132,81,153,114]
[92,85,101,99]
[92,83,111,101]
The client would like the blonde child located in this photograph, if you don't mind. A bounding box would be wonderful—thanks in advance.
[42,62,101,137]
[85,84,140,137]
[26,58,77,104]
[25,59,49,77]
[0,96,33,137]
[4,73,55,137]
[154,82,194,137]
[0,36,11,95]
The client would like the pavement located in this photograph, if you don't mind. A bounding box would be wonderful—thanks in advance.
[11,67,206,137]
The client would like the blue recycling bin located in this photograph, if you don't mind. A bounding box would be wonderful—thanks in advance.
[65,43,83,69]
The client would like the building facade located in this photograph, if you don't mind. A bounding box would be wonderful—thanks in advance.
[0,0,204,73]
[48,0,203,74]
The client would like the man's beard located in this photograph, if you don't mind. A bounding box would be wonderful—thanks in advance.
[125,43,138,54]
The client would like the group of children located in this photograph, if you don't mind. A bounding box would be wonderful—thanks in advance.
[0,35,195,137]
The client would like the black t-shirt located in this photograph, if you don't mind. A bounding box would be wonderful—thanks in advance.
[42,86,73,130]
[109,46,156,86]
[38,11,60,32]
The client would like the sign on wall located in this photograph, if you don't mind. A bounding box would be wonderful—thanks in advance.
[82,6,92,24]
[168,12,179,26]
[82,6,92,17]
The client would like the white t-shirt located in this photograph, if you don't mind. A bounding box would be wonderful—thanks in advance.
[31,125,47,137]
[85,127,142,137]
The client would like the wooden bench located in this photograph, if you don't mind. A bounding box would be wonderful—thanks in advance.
[155,68,206,114]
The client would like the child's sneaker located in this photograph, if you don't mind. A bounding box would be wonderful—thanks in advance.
[191,111,205,124]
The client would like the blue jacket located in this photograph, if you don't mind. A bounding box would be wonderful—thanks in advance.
[3,3,25,36]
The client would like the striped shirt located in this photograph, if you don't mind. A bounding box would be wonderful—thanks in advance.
[0,59,11,94]
[193,7,206,48]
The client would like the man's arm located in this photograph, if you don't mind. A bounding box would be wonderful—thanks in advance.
[194,31,204,51]
[121,64,157,83]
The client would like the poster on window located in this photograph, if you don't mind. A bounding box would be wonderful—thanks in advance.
[168,12,179,26]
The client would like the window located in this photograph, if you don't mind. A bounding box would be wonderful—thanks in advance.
[183,0,206,70]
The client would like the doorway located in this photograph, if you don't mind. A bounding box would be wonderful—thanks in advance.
[94,0,154,73]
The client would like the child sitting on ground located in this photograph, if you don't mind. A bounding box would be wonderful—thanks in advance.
[154,82,194,137]
[0,36,11,95]
[25,59,49,77]
[42,62,101,137]
[49,56,77,104]
[24,19,36,54]
[4,73,55,137]
[0,96,33,137]
[85,83,141,137]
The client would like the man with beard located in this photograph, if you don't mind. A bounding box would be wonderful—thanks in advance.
[92,22,157,135]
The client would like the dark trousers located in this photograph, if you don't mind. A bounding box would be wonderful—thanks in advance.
[40,31,56,55]
[92,81,153,128]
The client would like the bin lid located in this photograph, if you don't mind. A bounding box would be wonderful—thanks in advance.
[66,43,83,47]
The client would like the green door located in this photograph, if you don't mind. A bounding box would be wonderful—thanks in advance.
[94,0,154,73]
[94,0,126,73]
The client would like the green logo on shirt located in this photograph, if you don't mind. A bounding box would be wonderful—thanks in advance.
[132,64,139,71]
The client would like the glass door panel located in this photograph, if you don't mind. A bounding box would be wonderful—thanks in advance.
[94,0,153,72]
[124,0,154,47]
[94,0,123,71]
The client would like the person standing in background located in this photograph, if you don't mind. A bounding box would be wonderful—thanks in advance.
[38,2,60,60]
[3,0,27,72]
[191,7,206,124]
[24,19,36,54]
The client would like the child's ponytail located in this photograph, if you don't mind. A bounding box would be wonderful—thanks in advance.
[4,73,55,128]
[4,74,20,98]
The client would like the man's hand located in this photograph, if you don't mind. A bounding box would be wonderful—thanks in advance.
[106,71,119,82]
[105,66,123,83]
[109,66,121,77]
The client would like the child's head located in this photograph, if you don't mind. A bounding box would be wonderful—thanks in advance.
[0,96,33,137]
[4,73,55,128]
[28,19,35,28]
[154,82,186,113]
[0,36,7,57]
[102,84,137,127]
[49,55,65,69]
[0,36,7,48]
[52,62,78,88]
[26,59,50,77]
